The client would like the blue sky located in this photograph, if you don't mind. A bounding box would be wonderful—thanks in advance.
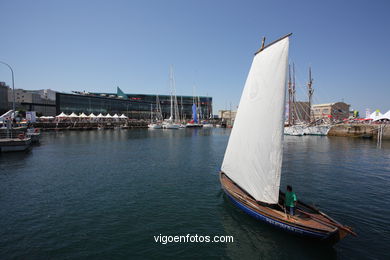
[0,0,389,114]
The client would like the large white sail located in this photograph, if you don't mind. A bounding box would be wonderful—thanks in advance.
[221,36,290,204]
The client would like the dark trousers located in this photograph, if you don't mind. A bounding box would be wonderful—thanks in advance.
[286,206,295,215]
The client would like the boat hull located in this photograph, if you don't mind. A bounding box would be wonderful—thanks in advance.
[163,124,180,129]
[284,125,304,136]
[0,138,32,152]
[220,173,345,244]
[302,125,331,136]
[185,124,203,128]
[148,124,162,129]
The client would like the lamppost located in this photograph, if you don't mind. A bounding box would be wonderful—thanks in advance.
[0,61,15,138]
[0,61,15,112]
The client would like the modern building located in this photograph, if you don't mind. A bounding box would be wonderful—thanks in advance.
[312,102,350,121]
[56,88,212,120]
[7,88,57,116]
[0,82,9,114]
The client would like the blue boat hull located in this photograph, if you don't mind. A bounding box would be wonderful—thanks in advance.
[219,171,351,244]
[223,188,339,243]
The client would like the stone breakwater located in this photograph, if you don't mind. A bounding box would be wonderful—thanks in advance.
[328,124,390,140]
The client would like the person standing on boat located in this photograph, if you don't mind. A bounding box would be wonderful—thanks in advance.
[285,185,297,215]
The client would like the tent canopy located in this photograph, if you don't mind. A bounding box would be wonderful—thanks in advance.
[375,110,390,121]
[68,112,79,118]
[56,112,68,117]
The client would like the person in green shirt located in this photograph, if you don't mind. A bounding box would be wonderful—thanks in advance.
[285,185,297,216]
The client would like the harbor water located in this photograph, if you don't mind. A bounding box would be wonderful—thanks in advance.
[0,129,389,259]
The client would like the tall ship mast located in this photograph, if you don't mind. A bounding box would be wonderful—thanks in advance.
[307,67,314,122]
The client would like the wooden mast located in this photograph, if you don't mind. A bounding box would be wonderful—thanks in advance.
[292,63,296,125]
[307,67,314,122]
[288,64,292,126]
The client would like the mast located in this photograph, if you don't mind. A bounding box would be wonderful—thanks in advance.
[288,64,292,126]
[150,103,153,123]
[307,67,314,122]
[292,63,296,125]
[180,96,183,121]
[169,66,173,120]
[197,96,201,122]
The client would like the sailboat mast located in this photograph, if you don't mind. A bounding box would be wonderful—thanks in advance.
[197,96,201,121]
[292,63,296,125]
[288,64,292,126]
[180,96,183,121]
[307,67,314,122]
[173,82,179,123]
[150,103,153,122]
[169,67,173,120]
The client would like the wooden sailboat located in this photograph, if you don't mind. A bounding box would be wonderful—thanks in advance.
[220,34,356,244]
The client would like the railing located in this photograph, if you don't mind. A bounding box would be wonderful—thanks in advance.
[0,130,27,139]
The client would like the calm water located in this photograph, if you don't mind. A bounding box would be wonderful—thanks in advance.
[0,129,389,259]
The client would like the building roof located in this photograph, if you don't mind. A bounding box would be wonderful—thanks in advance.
[312,102,350,108]
[312,103,335,107]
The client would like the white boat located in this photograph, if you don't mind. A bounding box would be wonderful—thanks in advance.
[302,125,331,136]
[284,125,304,136]
[0,137,31,152]
[148,123,162,129]
[0,109,32,152]
[148,97,163,129]
[162,120,180,129]
[285,66,331,136]
[202,123,213,128]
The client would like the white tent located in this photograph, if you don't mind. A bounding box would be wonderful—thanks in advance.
[119,114,127,119]
[79,112,88,118]
[96,113,104,118]
[89,113,97,118]
[113,114,119,118]
[68,112,79,118]
[375,110,390,121]
[105,113,112,118]
[367,111,383,121]
[56,112,68,118]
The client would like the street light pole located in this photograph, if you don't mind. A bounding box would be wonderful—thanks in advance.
[0,61,15,113]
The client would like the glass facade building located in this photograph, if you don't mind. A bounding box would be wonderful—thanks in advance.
[56,92,212,120]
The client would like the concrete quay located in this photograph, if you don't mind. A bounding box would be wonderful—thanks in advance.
[328,124,390,140]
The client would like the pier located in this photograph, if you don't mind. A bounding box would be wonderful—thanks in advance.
[328,124,390,140]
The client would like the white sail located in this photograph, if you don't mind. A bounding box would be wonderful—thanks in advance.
[221,36,290,204]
